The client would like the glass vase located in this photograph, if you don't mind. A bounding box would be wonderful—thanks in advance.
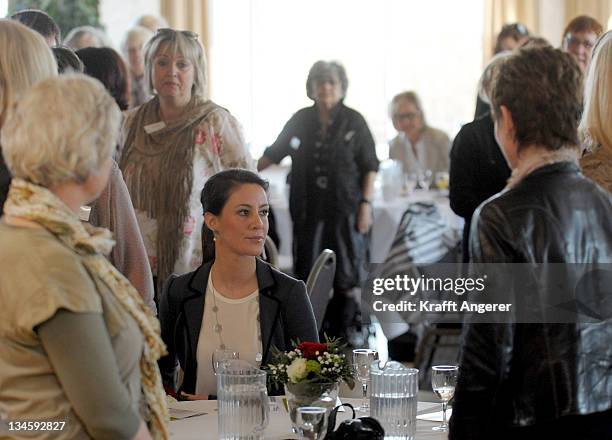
[284,381,339,434]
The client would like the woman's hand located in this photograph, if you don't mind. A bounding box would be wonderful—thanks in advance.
[357,202,373,234]
[179,391,208,401]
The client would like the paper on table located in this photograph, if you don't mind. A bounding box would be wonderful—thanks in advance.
[416,408,452,422]
[169,408,208,420]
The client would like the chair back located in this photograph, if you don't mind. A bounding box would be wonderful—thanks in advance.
[306,249,336,332]
[261,236,279,268]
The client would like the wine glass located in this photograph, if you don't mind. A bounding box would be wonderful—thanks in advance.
[212,349,239,374]
[431,365,459,431]
[403,172,418,195]
[434,172,449,191]
[417,169,433,190]
[352,349,378,412]
[295,406,327,439]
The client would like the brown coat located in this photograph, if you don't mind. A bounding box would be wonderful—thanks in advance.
[580,145,612,193]
[90,160,156,312]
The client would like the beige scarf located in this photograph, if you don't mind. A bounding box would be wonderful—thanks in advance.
[4,178,169,440]
[506,147,580,189]
[119,96,219,284]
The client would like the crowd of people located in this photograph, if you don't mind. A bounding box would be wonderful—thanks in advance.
[0,7,610,439]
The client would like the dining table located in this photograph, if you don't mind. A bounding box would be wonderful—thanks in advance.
[169,397,449,439]
[259,165,463,267]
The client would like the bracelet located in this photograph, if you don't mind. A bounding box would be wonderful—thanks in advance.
[359,198,372,205]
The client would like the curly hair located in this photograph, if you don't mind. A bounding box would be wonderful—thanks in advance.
[491,46,583,152]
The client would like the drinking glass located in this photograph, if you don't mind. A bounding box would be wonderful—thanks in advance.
[404,172,418,195]
[417,169,433,190]
[431,365,459,431]
[212,349,239,374]
[296,407,327,439]
[434,172,449,191]
[352,348,378,412]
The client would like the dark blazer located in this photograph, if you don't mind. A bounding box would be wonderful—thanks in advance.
[158,258,318,394]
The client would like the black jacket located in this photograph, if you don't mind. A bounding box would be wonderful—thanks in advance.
[449,114,511,262]
[449,162,612,439]
[0,156,11,215]
[158,259,318,394]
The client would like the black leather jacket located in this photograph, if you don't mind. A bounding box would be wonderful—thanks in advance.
[449,162,612,439]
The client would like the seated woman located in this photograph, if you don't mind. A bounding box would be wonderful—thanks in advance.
[449,45,612,439]
[0,72,167,438]
[159,169,318,399]
[388,91,450,175]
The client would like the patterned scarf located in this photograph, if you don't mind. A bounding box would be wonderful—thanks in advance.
[4,178,169,440]
[119,96,219,285]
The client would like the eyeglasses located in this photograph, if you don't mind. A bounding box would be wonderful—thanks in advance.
[395,112,420,121]
[564,35,596,50]
[155,28,199,40]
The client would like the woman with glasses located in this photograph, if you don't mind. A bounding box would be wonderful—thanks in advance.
[579,30,612,193]
[258,60,379,343]
[120,28,253,289]
[388,91,450,175]
[561,15,603,72]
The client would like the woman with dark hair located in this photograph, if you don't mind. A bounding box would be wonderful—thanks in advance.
[158,169,317,399]
[450,45,612,439]
[77,46,130,110]
[258,60,378,342]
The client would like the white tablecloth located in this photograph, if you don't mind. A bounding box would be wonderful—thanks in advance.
[169,397,447,439]
[260,166,463,266]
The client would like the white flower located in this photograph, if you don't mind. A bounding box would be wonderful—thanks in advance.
[286,358,307,383]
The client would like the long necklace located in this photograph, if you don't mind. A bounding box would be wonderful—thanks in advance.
[209,275,263,364]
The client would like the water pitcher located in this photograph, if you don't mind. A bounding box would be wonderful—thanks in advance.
[217,360,269,440]
[370,360,418,440]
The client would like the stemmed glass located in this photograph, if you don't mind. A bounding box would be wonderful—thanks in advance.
[352,349,378,413]
[295,406,327,439]
[416,169,433,190]
[431,365,459,431]
[212,349,239,374]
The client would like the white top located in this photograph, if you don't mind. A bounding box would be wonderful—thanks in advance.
[388,126,451,175]
[195,276,262,397]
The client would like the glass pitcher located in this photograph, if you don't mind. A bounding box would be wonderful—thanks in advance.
[370,360,419,440]
[217,360,269,440]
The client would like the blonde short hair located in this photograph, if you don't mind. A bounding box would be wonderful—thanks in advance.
[1,75,121,187]
[143,28,207,98]
[580,30,612,151]
[0,19,57,128]
[389,91,427,126]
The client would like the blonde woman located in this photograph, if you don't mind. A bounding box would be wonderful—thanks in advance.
[120,28,253,288]
[0,19,58,213]
[579,30,612,192]
[0,73,168,439]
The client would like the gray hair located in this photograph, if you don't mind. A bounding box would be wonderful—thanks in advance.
[478,51,512,104]
[306,60,348,100]
[143,28,207,98]
[1,74,121,187]
[63,25,106,50]
[122,25,154,53]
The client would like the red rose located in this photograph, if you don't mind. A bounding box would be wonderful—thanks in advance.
[296,342,328,360]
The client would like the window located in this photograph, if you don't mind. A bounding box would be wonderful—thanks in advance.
[209,0,485,159]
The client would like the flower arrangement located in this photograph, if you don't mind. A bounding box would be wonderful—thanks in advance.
[265,337,355,389]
